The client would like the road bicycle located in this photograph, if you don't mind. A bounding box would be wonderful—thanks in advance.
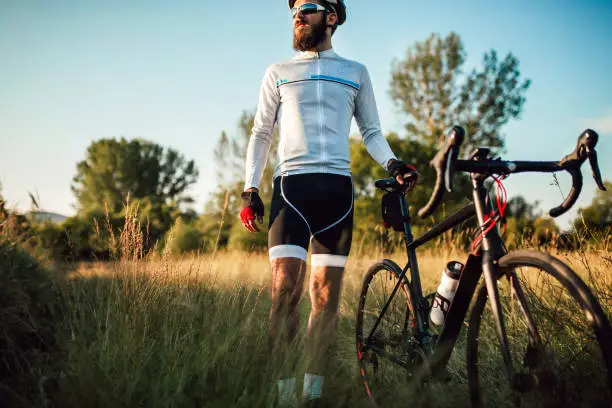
[355,126,612,407]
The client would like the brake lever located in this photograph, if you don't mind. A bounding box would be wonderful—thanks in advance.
[551,129,603,217]
[444,152,454,193]
[444,127,464,193]
[587,148,606,191]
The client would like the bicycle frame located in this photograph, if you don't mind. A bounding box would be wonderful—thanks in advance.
[366,173,518,380]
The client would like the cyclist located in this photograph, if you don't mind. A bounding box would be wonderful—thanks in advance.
[240,0,417,404]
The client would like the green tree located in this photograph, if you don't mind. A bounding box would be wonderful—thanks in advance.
[573,181,612,233]
[72,138,199,214]
[390,32,530,152]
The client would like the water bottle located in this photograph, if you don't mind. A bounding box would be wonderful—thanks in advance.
[430,261,464,326]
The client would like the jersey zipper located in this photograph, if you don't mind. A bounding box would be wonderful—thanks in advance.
[317,53,326,172]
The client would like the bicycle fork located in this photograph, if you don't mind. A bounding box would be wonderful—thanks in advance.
[473,178,516,386]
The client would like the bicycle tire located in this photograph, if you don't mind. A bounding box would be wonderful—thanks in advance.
[466,249,612,407]
[355,259,421,406]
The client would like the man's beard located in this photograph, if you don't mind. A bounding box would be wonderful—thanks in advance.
[293,17,327,51]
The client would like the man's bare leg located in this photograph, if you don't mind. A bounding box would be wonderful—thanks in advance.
[269,257,307,403]
[269,257,307,361]
[303,264,345,399]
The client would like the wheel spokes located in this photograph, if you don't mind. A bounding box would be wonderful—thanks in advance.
[359,268,417,398]
[475,262,610,406]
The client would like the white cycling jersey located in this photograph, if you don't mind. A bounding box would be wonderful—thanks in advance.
[244,48,397,190]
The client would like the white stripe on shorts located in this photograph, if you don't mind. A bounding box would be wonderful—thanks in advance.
[280,176,312,235]
[269,245,308,261]
[313,179,354,236]
[311,254,348,268]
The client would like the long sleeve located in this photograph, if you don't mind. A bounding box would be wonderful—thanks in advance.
[354,65,397,170]
[244,66,280,190]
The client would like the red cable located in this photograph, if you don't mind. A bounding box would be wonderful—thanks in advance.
[471,176,508,254]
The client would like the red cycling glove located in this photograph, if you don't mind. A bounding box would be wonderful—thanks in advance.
[240,191,264,231]
[388,159,419,187]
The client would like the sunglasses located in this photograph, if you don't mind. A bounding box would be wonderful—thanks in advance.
[291,3,328,18]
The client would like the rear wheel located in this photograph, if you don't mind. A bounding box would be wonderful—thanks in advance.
[466,250,612,407]
[355,260,423,406]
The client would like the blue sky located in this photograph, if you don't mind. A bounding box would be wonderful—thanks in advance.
[1,0,611,229]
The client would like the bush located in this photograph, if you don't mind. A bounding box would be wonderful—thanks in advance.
[0,237,63,406]
[164,219,205,255]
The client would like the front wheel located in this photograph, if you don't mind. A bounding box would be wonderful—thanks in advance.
[355,260,422,406]
[466,250,612,407]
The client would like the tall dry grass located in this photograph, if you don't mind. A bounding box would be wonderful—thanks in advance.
[54,244,610,407]
[2,203,610,407]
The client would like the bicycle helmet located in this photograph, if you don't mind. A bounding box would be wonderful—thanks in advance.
[288,0,347,26]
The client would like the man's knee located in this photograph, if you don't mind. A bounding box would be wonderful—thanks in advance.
[309,265,345,314]
[270,257,306,308]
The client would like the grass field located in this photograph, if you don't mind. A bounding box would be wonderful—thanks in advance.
[36,246,610,407]
[1,226,611,407]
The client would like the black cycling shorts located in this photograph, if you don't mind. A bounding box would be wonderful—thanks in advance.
[268,173,353,267]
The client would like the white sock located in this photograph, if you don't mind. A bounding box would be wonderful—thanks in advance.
[278,377,296,404]
[303,373,324,400]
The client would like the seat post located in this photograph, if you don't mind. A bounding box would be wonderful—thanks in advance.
[398,193,414,245]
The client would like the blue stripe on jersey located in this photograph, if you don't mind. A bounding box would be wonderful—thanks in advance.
[310,74,360,90]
